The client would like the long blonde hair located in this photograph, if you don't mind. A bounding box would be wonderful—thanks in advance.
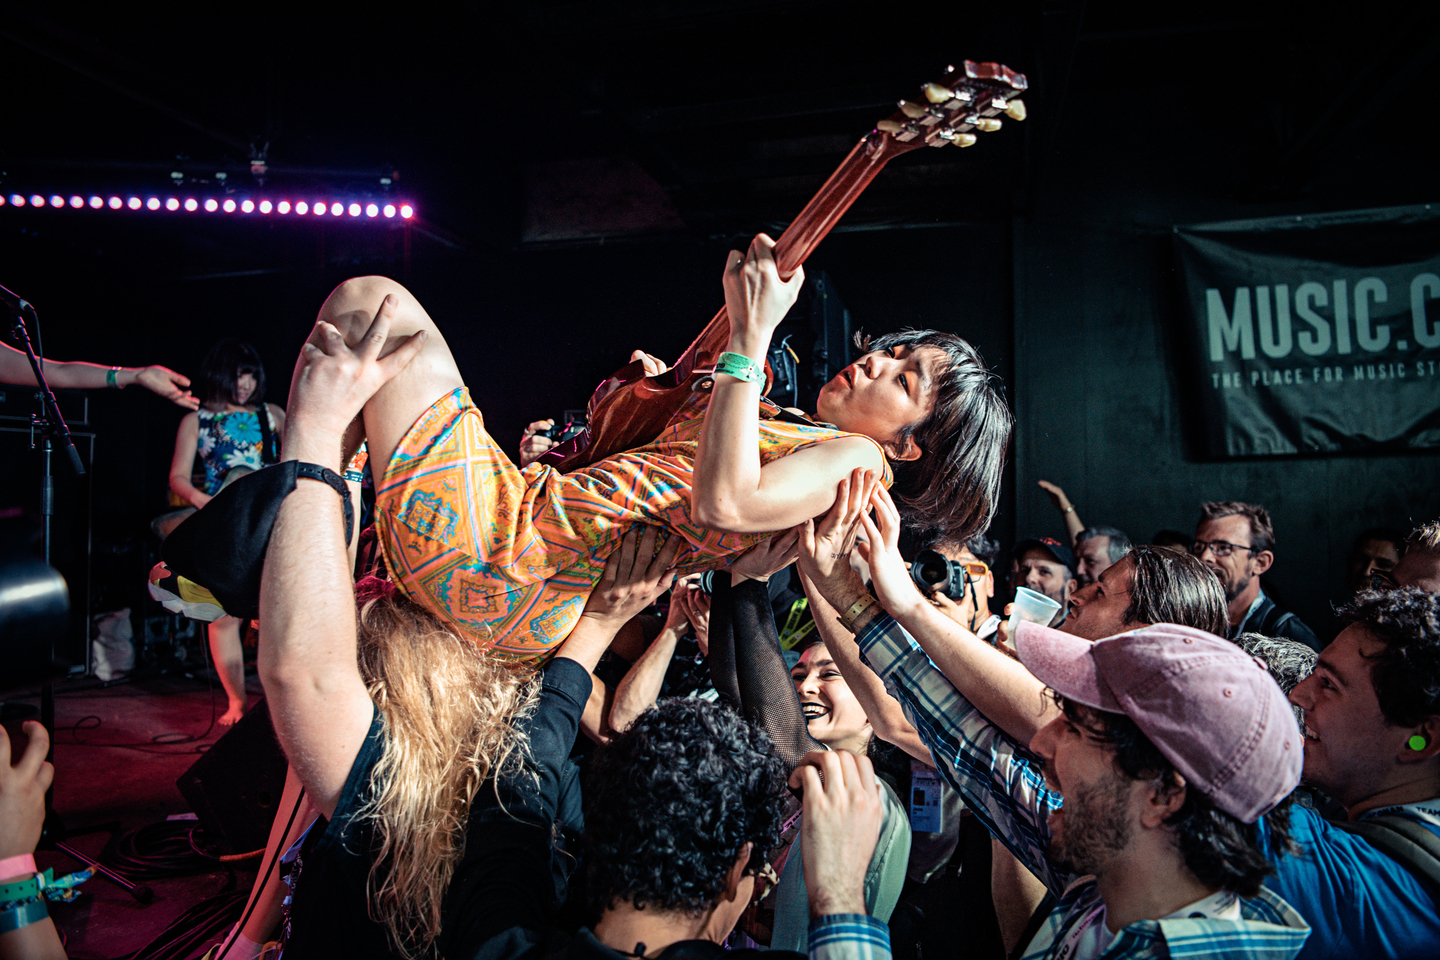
[353,594,538,956]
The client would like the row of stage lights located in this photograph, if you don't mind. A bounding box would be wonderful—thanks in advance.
[1,193,414,220]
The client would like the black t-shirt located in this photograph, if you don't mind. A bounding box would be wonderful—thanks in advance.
[282,703,392,959]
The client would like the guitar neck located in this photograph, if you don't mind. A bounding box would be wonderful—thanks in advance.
[772,130,902,278]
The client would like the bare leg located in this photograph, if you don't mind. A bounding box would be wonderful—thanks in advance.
[290,276,465,485]
[208,615,247,725]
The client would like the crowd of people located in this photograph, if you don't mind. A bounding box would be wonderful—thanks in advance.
[3,234,1440,960]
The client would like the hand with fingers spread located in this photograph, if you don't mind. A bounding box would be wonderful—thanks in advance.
[722,233,805,355]
[729,529,801,583]
[797,468,875,602]
[580,525,684,633]
[0,722,53,863]
[856,483,928,622]
[788,749,885,919]
[284,293,428,464]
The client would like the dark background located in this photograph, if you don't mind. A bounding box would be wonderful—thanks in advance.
[2,0,1437,657]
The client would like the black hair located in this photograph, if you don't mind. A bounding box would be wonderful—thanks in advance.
[198,339,266,407]
[1338,588,1440,728]
[1124,545,1228,635]
[856,329,1012,547]
[582,698,789,918]
[1151,530,1193,551]
[1054,694,1295,898]
[966,534,1001,569]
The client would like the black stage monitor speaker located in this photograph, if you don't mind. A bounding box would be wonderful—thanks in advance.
[176,698,288,854]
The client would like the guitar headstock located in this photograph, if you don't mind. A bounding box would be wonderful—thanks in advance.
[873,61,1028,151]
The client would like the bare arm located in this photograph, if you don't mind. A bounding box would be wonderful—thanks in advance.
[690,235,884,534]
[609,584,691,732]
[259,297,427,819]
[1037,480,1084,544]
[168,413,211,509]
[0,343,199,408]
[0,723,65,960]
[800,568,933,765]
[859,485,1058,745]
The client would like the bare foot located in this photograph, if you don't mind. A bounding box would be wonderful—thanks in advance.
[219,701,246,726]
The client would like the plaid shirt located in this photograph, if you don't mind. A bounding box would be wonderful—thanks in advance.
[809,914,891,960]
[854,613,1310,959]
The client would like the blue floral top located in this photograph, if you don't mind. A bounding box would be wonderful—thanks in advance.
[195,406,278,494]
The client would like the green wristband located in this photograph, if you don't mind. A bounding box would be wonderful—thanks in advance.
[0,897,47,934]
[0,874,41,903]
[714,351,764,384]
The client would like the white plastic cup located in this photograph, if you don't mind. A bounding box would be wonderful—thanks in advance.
[1008,586,1062,634]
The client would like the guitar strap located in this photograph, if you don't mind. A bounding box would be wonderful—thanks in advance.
[255,404,279,465]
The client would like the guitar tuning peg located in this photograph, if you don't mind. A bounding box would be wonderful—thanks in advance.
[952,132,978,148]
[1004,99,1027,121]
[923,82,954,104]
[975,117,1002,132]
[876,119,905,134]
[898,100,928,119]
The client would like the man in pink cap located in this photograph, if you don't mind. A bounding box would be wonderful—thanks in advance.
[798,483,1311,958]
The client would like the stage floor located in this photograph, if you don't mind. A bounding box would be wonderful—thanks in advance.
[3,667,264,960]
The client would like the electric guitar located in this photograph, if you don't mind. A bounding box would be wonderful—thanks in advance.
[549,60,1028,472]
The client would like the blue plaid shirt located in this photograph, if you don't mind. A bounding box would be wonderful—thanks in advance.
[854,613,1310,959]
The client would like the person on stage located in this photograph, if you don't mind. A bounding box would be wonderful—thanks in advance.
[166,340,285,724]
[312,232,1011,662]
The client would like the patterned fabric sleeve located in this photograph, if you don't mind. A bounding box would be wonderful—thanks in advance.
[808,914,892,960]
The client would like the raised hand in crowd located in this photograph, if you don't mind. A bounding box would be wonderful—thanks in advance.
[1036,478,1083,543]
[0,722,65,960]
[789,749,885,920]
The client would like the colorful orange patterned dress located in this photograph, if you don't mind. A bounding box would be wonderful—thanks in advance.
[374,387,891,662]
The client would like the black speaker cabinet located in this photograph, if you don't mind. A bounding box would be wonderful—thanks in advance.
[176,698,288,854]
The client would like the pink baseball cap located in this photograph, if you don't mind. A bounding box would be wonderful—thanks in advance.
[1015,621,1302,823]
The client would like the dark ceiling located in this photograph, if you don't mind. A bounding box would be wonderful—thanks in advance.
[3,0,1437,271]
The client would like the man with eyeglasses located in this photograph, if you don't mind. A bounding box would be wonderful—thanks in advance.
[1191,501,1322,652]
[924,536,1001,641]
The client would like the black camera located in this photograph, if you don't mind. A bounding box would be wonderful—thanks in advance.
[909,549,971,600]
[540,414,587,444]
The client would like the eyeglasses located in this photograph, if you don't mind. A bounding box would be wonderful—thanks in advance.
[1190,539,1258,559]
[960,560,990,580]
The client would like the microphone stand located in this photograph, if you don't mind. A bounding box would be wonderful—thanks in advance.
[5,290,152,901]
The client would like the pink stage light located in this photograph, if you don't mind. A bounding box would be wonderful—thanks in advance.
[0,196,6,206]
[146,198,161,210]
[109,197,122,209]
[259,200,273,213]
[184,198,198,211]
[348,203,361,217]
[223,199,237,212]
[69,196,83,208]
[49,195,64,207]
[383,204,396,218]
[10,195,24,206]
[240,199,255,213]
[30,195,44,207]
[164,198,178,211]
[295,201,309,214]
[330,202,343,216]
[128,197,142,210]
[399,204,414,219]
[204,199,219,212]
[277,201,291,214]
[365,203,379,217]
[89,196,103,209]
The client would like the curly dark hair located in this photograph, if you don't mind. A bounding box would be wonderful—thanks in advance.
[1055,694,1295,898]
[582,698,790,918]
[198,338,266,406]
[857,329,1012,548]
[1337,588,1440,728]
[1124,546,1228,636]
